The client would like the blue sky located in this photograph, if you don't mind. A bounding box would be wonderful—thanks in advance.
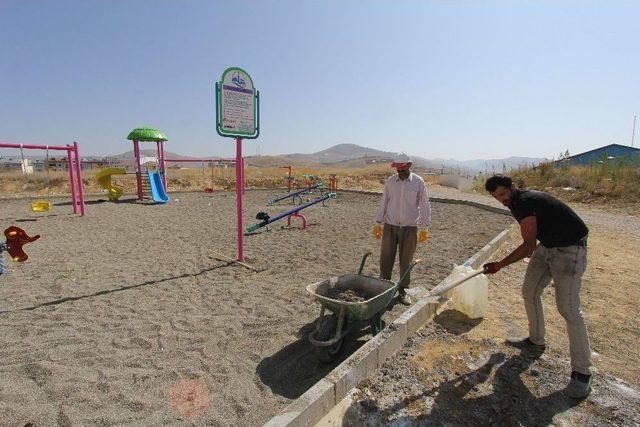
[1,1,638,160]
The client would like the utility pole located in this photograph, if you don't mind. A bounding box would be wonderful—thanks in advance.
[632,115,637,147]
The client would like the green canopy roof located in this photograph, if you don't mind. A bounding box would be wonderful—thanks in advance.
[126,127,168,142]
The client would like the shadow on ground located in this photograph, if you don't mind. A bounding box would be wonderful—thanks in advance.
[345,347,581,426]
[256,317,370,400]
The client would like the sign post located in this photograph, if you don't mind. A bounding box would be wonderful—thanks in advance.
[216,67,260,262]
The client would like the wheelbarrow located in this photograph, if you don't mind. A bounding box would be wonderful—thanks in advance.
[307,252,422,362]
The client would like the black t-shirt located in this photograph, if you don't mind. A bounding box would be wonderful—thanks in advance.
[509,189,588,248]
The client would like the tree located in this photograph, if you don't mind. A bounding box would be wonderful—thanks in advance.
[559,149,571,160]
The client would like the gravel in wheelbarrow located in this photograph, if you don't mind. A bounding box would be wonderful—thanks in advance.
[308,274,398,322]
[325,288,368,303]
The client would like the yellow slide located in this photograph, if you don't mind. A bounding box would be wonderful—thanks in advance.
[96,167,126,201]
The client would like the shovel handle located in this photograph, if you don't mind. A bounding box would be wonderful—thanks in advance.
[428,268,484,297]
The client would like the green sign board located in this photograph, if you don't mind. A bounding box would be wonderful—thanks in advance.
[216,67,260,139]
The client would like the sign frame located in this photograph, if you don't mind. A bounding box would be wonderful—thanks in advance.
[215,67,260,139]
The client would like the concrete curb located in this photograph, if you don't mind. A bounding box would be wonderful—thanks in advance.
[263,211,513,426]
[337,189,511,216]
[464,226,513,269]
[263,296,441,427]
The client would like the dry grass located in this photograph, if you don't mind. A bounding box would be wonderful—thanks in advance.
[471,159,640,208]
[0,165,440,198]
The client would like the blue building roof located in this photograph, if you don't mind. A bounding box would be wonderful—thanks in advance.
[555,144,640,167]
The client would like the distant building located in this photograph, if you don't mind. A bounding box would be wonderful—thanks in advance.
[31,157,110,172]
[0,157,32,173]
[82,157,112,171]
[554,144,640,167]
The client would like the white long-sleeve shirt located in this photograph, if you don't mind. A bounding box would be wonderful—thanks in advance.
[375,172,431,227]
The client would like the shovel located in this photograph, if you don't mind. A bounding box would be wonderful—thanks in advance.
[427,266,488,297]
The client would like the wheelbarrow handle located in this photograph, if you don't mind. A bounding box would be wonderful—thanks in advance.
[357,251,373,275]
[397,259,423,289]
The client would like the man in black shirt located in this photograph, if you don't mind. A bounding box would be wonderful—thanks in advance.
[483,175,592,399]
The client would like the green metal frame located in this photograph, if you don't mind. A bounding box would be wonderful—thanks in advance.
[215,67,260,139]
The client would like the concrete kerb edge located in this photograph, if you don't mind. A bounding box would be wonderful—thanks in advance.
[337,189,511,216]
[263,197,513,427]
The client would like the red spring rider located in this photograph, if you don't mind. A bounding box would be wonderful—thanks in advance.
[0,226,40,275]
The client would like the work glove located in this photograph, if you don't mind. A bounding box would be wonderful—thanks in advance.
[373,224,382,239]
[483,262,502,274]
[417,228,429,243]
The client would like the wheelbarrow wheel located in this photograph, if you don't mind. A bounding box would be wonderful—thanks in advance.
[315,314,344,363]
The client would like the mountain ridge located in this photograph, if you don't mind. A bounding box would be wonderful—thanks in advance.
[102,144,546,172]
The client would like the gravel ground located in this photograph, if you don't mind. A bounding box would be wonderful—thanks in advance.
[346,321,640,426]
[0,190,511,426]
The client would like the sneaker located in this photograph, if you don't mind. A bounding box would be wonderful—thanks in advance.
[505,337,546,352]
[566,371,592,399]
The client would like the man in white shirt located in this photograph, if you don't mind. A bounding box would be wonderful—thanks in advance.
[374,153,431,305]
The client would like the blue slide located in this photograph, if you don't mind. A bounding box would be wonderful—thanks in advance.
[147,171,170,204]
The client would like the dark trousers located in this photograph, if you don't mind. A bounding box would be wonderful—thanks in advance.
[379,224,417,290]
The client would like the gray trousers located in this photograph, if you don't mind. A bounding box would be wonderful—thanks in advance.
[380,224,417,290]
[523,243,592,375]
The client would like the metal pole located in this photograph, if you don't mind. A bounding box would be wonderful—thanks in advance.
[0,142,77,151]
[161,141,168,189]
[66,147,78,214]
[242,155,246,195]
[160,141,167,189]
[156,141,161,172]
[632,115,637,147]
[236,137,244,261]
[133,140,143,200]
[73,141,86,216]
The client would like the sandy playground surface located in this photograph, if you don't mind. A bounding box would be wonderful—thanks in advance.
[0,190,511,425]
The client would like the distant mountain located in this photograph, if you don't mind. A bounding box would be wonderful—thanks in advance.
[103,144,546,172]
[286,143,397,164]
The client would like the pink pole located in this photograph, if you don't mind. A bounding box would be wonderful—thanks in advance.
[66,147,78,214]
[160,141,167,189]
[156,141,162,187]
[236,137,244,262]
[73,141,86,216]
[133,140,143,200]
[242,156,246,195]
[0,142,75,151]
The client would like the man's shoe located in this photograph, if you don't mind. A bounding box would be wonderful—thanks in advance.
[397,290,412,306]
[566,371,592,399]
[505,337,546,352]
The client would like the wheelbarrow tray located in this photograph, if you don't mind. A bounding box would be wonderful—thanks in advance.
[306,274,397,322]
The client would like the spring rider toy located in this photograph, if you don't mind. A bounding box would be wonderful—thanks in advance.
[0,226,40,276]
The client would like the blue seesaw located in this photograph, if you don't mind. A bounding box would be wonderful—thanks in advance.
[267,185,325,206]
[248,192,337,233]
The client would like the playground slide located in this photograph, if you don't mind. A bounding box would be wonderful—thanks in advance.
[147,170,169,204]
[96,167,126,201]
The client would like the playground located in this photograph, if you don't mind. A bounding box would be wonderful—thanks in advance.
[0,190,511,425]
